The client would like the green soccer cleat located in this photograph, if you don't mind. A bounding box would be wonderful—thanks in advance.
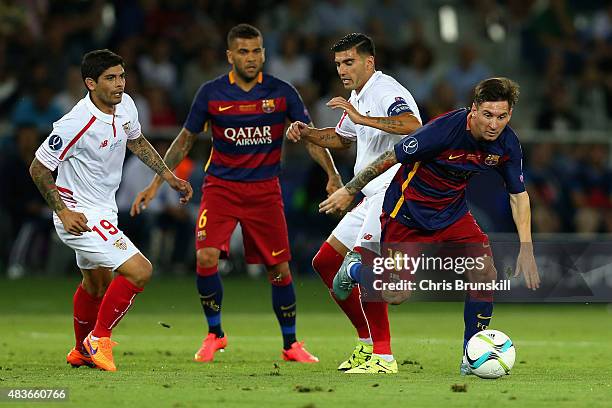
[345,354,398,374]
[333,251,361,301]
[337,341,373,371]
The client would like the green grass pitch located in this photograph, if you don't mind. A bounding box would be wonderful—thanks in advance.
[1,276,611,407]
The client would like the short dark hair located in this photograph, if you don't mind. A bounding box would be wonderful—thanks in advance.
[331,33,375,57]
[81,49,124,82]
[472,77,520,109]
[227,24,262,48]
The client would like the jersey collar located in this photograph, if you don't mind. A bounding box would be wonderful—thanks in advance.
[353,70,382,102]
[85,93,114,124]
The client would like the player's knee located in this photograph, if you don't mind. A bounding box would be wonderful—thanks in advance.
[197,248,220,269]
[312,248,324,274]
[312,242,337,274]
[267,262,292,285]
[82,269,112,297]
[469,256,497,283]
[83,281,108,298]
[129,257,153,288]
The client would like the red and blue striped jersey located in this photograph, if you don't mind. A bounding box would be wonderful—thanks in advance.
[384,109,525,231]
[184,71,311,181]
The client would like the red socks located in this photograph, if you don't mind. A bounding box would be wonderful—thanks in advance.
[73,284,102,352]
[92,275,143,338]
[354,246,392,355]
[361,302,391,354]
[312,242,370,339]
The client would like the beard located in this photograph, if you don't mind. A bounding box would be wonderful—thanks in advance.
[234,64,261,82]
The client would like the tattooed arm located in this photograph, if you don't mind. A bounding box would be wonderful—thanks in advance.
[286,121,353,150]
[143,128,197,192]
[126,134,174,181]
[128,133,194,215]
[29,158,91,236]
[318,150,398,214]
[327,97,421,135]
[359,112,422,135]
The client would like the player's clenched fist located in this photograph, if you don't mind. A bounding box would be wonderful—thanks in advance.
[57,208,91,236]
[286,121,310,142]
[167,176,193,205]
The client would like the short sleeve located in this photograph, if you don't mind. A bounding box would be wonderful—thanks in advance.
[184,83,211,134]
[335,111,357,141]
[393,120,449,164]
[284,83,311,123]
[122,93,142,140]
[35,117,83,171]
[497,134,526,194]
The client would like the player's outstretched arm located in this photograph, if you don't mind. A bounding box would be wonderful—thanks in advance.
[286,121,353,150]
[29,158,91,236]
[509,191,540,290]
[327,97,421,135]
[319,150,398,214]
[127,134,193,214]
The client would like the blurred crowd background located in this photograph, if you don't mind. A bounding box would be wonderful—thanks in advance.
[1,0,611,278]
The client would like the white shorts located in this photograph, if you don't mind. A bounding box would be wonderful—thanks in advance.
[332,191,385,254]
[54,210,140,271]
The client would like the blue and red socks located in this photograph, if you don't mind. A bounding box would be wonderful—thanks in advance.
[271,274,297,350]
[196,265,224,338]
[463,290,494,349]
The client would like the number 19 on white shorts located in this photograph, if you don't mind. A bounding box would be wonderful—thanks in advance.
[54,212,139,271]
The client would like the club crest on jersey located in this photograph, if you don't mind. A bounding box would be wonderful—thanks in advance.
[262,99,276,113]
[48,135,63,151]
[113,237,127,251]
[122,121,131,133]
[484,154,500,166]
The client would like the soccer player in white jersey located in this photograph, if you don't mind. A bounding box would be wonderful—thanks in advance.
[29,49,193,372]
[286,33,422,373]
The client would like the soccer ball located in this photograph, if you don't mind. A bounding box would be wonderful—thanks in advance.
[465,329,515,379]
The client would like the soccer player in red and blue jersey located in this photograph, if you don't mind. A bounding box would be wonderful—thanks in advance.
[320,77,540,374]
[132,24,340,363]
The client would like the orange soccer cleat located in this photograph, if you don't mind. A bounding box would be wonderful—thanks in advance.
[194,333,228,362]
[66,347,95,368]
[83,333,118,372]
[282,341,319,363]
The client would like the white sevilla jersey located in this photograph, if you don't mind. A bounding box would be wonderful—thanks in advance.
[335,71,421,197]
[35,92,141,214]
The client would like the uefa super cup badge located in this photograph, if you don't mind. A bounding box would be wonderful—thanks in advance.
[262,99,276,113]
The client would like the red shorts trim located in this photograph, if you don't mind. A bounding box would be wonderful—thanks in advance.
[195,175,291,265]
